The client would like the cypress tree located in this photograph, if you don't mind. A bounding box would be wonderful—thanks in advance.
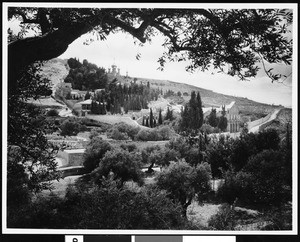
[180,104,189,130]
[218,105,228,131]
[180,91,204,131]
[208,108,218,127]
[146,117,149,127]
[189,91,197,109]
[196,92,204,128]
[218,116,228,132]
[158,109,163,125]
[165,107,173,121]
[150,108,154,128]
[90,100,96,114]
[84,91,91,100]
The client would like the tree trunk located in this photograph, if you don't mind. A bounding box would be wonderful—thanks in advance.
[7,11,152,95]
[8,21,97,95]
[182,197,193,218]
[147,162,155,173]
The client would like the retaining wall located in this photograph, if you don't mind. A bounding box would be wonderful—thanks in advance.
[247,113,272,130]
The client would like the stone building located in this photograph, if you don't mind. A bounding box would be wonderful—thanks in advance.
[57,148,85,167]
[78,99,93,111]
[224,101,240,133]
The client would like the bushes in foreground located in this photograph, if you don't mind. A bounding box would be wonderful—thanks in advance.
[8,179,188,229]
[217,150,291,206]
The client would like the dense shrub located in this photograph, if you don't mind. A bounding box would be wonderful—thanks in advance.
[242,150,291,205]
[46,108,59,117]
[185,147,201,167]
[256,128,280,151]
[83,137,112,173]
[136,125,175,141]
[7,194,64,228]
[108,122,140,140]
[109,128,129,140]
[216,170,252,204]
[166,136,190,156]
[60,119,85,136]
[136,129,161,141]
[161,148,181,166]
[8,180,188,229]
[206,136,232,179]
[91,148,143,187]
[157,125,175,140]
[88,128,101,139]
[59,179,187,229]
[120,143,138,152]
[217,150,291,206]
[200,123,214,134]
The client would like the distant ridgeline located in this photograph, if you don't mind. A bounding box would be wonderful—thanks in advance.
[63,58,161,114]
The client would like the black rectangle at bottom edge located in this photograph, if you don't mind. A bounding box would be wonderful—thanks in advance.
[236,235,299,242]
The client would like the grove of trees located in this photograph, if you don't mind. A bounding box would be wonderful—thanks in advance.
[92,79,160,114]
[65,58,108,91]
[180,91,204,131]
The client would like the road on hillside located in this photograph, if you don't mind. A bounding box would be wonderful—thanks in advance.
[248,109,281,133]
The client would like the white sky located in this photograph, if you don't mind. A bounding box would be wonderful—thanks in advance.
[59,31,293,107]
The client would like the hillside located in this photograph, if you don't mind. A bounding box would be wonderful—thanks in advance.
[118,76,283,116]
[42,58,284,116]
[40,58,70,93]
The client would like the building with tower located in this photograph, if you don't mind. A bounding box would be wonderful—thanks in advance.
[108,63,120,77]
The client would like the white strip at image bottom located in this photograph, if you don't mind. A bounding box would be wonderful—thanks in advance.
[183,236,236,242]
[65,235,84,242]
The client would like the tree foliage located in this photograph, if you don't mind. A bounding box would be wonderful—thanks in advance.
[156,160,211,217]
[8,8,293,94]
[158,108,163,125]
[83,136,112,173]
[8,178,187,229]
[7,63,60,208]
[207,108,218,128]
[217,149,291,206]
[180,91,203,131]
[65,58,108,91]
[93,78,159,114]
[218,105,228,132]
[108,122,140,140]
[60,119,84,136]
[91,148,143,187]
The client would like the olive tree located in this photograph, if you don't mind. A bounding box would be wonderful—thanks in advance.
[8,7,292,94]
[156,160,211,217]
